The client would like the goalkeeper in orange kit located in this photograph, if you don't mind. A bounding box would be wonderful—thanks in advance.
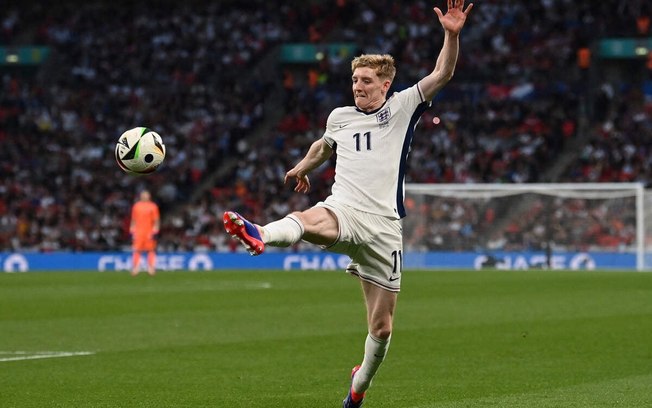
[130,190,160,276]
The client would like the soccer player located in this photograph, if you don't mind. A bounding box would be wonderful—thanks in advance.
[130,190,160,276]
[224,1,472,406]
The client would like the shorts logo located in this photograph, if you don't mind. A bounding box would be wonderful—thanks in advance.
[376,107,391,128]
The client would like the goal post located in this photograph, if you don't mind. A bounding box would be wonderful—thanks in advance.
[403,183,647,271]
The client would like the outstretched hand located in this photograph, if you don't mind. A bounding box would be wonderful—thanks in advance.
[434,0,473,34]
[284,168,311,194]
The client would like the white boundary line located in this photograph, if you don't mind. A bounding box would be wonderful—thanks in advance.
[0,351,95,362]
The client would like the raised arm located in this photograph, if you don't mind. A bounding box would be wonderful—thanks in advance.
[284,138,333,194]
[419,0,473,101]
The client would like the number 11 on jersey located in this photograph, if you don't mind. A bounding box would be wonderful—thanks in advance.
[353,131,371,151]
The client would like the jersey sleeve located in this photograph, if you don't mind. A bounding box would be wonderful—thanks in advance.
[322,108,340,148]
[394,83,430,113]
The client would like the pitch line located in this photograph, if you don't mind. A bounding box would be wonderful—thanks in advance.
[0,351,95,362]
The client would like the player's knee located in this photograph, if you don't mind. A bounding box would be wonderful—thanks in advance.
[290,211,310,229]
[369,322,392,340]
[293,209,338,245]
[290,210,303,218]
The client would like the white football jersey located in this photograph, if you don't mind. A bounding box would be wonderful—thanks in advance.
[322,82,430,219]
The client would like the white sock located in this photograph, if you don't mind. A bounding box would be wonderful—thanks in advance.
[352,334,391,394]
[261,214,304,247]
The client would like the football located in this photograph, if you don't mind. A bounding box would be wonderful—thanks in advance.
[115,127,166,175]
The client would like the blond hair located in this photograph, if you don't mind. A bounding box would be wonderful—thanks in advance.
[351,54,396,82]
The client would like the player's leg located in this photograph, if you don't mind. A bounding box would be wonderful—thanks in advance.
[144,237,157,276]
[132,235,150,276]
[343,211,402,406]
[290,207,339,246]
[362,279,397,340]
[350,282,397,400]
[147,250,156,276]
[223,207,338,254]
[131,250,141,276]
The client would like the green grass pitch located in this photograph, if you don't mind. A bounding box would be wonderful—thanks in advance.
[1,269,652,407]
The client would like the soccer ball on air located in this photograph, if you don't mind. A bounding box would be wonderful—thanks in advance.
[115,127,166,175]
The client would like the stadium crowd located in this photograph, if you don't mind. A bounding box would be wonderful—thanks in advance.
[564,82,652,184]
[1,0,650,253]
[401,194,638,253]
[214,0,650,253]
[0,1,318,251]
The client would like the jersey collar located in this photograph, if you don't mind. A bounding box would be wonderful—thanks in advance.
[355,100,388,115]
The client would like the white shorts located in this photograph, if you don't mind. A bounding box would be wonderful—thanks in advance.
[315,197,403,292]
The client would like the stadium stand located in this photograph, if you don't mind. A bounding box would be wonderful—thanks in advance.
[0,0,650,252]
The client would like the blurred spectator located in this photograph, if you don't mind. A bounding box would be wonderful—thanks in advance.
[1,0,650,253]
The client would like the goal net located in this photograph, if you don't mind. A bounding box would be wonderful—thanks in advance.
[403,183,647,271]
